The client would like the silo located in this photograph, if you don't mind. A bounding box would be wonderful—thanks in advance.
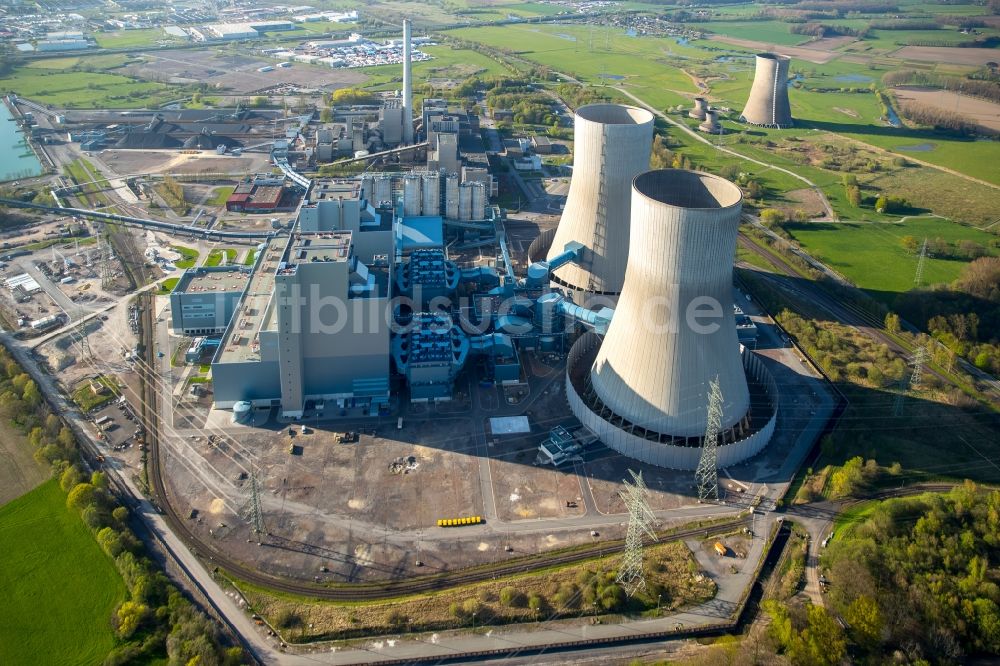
[547,104,654,305]
[444,174,460,219]
[688,97,709,121]
[403,174,422,217]
[470,181,486,220]
[591,169,749,436]
[458,183,473,221]
[421,172,440,216]
[373,175,393,207]
[740,53,793,128]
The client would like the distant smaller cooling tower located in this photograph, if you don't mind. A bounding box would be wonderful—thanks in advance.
[740,53,793,129]
[698,109,720,134]
[689,97,709,121]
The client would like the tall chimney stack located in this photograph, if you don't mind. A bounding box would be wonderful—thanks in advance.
[402,19,414,145]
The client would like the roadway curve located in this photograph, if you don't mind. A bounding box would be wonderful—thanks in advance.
[598,86,838,220]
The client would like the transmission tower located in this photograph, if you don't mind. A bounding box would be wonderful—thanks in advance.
[99,238,116,290]
[695,377,723,503]
[243,464,267,542]
[913,237,928,286]
[894,345,930,416]
[616,470,658,597]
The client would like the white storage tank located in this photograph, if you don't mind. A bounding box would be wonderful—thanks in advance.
[403,175,422,217]
[445,174,459,219]
[421,172,440,216]
[458,183,473,221]
[470,181,486,221]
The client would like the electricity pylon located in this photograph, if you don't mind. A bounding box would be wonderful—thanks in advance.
[914,237,928,286]
[616,470,658,597]
[243,463,266,542]
[894,345,930,416]
[695,377,723,502]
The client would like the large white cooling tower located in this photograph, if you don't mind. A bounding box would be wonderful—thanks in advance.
[590,169,749,436]
[740,53,793,129]
[547,104,654,303]
[565,168,778,470]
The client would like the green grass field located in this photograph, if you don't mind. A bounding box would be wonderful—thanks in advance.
[72,375,120,411]
[158,277,180,294]
[243,248,257,266]
[448,25,698,93]
[0,68,170,109]
[94,28,182,49]
[171,245,199,269]
[208,186,235,206]
[0,480,125,666]
[691,20,808,46]
[363,45,510,90]
[784,217,999,294]
[832,500,878,538]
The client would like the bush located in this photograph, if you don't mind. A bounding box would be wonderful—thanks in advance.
[527,593,546,613]
[274,608,303,630]
[500,586,527,607]
[554,583,579,609]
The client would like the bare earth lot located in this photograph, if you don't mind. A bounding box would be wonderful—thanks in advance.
[892,46,1000,67]
[127,50,367,94]
[708,36,841,64]
[893,86,1000,134]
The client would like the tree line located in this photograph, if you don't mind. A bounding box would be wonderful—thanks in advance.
[883,70,1000,104]
[0,346,242,666]
[823,484,1000,662]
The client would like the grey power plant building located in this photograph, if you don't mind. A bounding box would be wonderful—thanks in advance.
[740,53,793,129]
[544,104,654,305]
[566,169,778,470]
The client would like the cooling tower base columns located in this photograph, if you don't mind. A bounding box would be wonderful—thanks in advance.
[566,333,778,471]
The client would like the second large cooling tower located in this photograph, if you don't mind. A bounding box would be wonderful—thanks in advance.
[740,53,793,128]
[547,104,654,303]
[565,169,778,470]
[591,169,749,436]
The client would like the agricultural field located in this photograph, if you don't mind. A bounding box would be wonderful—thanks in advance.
[449,24,698,95]
[784,216,999,294]
[94,27,183,49]
[0,408,48,506]
[691,20,812,47]
[0,67,171,109]
[363,44,510,90]
[0,480,126,666]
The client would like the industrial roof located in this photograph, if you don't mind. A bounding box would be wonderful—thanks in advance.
[175,267,248,294]
[489,416,531,435]
[217,237,284,364]
[396,216,443,252]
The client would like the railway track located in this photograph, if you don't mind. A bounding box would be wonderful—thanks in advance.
[736,234,959,390]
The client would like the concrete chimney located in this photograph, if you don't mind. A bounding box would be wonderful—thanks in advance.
[402,19,414,145]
